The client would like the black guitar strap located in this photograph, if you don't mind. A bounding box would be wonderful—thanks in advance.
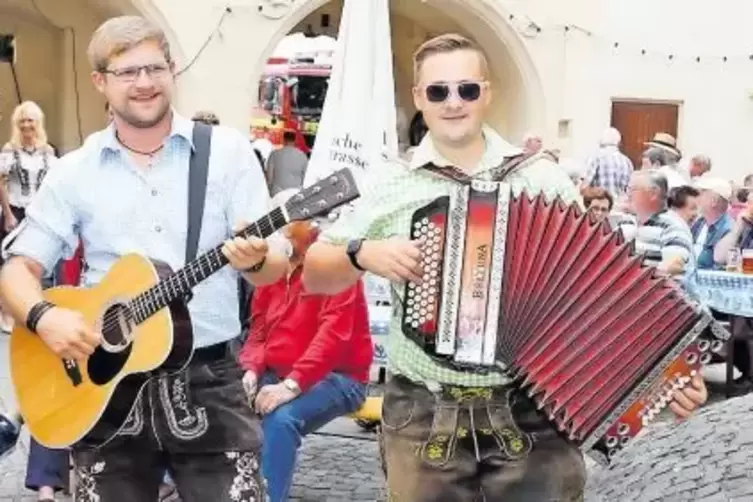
[185,122,213,273]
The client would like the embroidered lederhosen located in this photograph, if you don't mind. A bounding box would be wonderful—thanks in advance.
[419,385,533,467]
[8,148,51,198]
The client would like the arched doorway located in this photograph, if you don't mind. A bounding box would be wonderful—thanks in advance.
[253,0,545,147]
[0,0,181,153]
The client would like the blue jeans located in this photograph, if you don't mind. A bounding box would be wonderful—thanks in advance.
[259,371,367,502]
[26,436,69,492]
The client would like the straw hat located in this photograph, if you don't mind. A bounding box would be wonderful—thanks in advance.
[644,132,681,158]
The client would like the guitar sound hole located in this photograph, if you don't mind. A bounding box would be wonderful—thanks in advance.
[87,302,135,386]
[88,343,132,386]
[101,302,135,350]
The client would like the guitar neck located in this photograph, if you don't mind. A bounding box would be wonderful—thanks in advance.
[130,206,288,323]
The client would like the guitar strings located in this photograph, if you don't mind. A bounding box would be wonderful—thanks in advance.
[95,207,287,335]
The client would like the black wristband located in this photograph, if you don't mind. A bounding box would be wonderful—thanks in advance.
[242,256,267,274]
[26,301,55,334]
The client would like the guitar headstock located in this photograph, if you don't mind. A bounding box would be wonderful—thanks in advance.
[284,168,360,221]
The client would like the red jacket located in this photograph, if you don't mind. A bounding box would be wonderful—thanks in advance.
[59,241,84,286]
[238,267,373,392]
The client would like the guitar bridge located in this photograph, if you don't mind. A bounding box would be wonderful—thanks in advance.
[62,359,82,386]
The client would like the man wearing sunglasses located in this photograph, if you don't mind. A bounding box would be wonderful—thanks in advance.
[303,34,706,501]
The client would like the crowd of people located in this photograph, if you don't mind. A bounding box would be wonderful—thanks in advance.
[0,12,728,502]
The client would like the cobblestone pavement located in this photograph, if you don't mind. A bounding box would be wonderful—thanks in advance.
[290,432,385,501]
[585,393,753,502]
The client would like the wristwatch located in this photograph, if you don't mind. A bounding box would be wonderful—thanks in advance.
[346,238,366,271]
[282,378,301,396]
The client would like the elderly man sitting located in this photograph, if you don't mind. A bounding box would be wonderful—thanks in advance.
[618,169,694,276]
[690,177,733,270]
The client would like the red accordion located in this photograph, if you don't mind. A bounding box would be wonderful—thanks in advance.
[402,181,723,461]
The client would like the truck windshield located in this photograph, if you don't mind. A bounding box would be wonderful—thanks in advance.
[291,76,329,116]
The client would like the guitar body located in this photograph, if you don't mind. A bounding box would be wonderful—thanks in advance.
[8,167,361,449]
[10,254,193,449]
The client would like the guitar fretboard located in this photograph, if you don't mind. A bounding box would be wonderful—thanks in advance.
[129,206,287,323]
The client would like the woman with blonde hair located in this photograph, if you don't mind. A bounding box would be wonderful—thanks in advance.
[0,101,56,233]
[0,101,68,502]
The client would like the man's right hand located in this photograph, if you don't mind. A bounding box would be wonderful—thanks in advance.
[34,308,101,361]
[357,237,423,284]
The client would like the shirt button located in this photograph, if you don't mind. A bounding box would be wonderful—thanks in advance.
[155,225,162,233]
[151,189,158,196]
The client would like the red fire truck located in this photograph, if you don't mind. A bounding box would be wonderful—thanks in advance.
[250,56,331,155]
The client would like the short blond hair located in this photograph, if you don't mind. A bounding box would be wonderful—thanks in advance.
[87,16,171,71]
[412,33,488,84]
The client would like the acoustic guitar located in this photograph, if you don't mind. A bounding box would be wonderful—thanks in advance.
[10,168,359,449]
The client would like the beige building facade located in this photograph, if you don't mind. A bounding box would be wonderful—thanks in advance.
[2,0,752,180]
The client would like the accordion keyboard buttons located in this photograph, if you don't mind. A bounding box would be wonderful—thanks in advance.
[405,220,443,329]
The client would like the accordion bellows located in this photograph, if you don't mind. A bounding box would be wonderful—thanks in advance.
[402,182,723,461]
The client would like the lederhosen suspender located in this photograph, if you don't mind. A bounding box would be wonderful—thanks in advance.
[420,150,553,185]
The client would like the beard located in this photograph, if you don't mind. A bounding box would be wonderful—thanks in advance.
[113,96,171,129]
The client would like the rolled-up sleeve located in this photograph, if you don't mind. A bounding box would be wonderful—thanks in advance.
[2,168,79,274]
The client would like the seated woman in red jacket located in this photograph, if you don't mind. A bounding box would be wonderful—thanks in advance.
[239,205,373,502]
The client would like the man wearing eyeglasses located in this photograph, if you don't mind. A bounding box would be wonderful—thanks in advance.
[0,15,287,502]
[303,34,707,502]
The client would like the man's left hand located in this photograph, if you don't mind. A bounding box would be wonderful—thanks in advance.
[221,221,268,272]
[254,383,297,415]
[669,374,708,420]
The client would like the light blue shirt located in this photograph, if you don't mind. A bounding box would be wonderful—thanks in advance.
[4,113,270,348]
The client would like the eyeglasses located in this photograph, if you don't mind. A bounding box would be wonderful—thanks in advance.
[628,186,650,194]
[589,206,610,213]
[424,81,484,103]
[102,63,171,83]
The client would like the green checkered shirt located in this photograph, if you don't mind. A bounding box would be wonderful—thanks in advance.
[321,126,582,390]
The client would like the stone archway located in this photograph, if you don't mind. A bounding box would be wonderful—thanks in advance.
[253,0,546,141]
[0,0,185,152]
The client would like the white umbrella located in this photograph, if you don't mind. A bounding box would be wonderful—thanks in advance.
[304,0,398,188]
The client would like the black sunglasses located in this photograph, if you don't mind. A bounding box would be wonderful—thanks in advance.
[425,82,483,103]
